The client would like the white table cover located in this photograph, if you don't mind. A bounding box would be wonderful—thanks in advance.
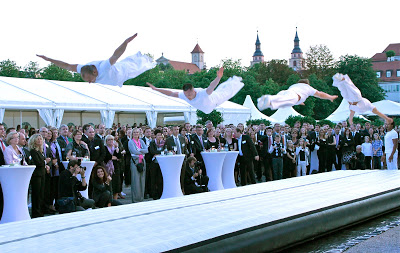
[201,151,227,191]
[61,161,95,199]
[221,151,239,189]
[156,155,185,199]
[0,165,35,223]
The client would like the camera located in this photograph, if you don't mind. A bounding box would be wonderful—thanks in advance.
[80,166,86,171]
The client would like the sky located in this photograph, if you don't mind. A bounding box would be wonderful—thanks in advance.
[2,0,400,70]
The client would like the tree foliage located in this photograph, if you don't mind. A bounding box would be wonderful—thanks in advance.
[0,59,21,77]
[196,110,223,125]
[246,119,271,126]
[305,45,335,79]
[386,50,395,58]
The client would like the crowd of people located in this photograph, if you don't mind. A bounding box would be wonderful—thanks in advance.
[0,118,398,219]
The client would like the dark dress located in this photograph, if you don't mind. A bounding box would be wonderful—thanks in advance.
[205,138,220,150]
[104,147,122,195]
[342,135,355,165]
[283,148,296,179]
[317,138,328,173]
[30,149,47,218]
[92,179,113,208]
[65,141,89,158]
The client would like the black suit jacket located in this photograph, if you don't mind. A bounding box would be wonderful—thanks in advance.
[352,132,363,146]
[237,134,258,159]
[190,134,208,160]
[164,135,188,156]
[30,149,47,177]
[141,137,153,163]
[0,148,5,166]
[86,138,106,165]
[258,135,273,157]
[57,135,69,161]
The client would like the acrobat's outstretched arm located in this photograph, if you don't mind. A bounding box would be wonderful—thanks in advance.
[109,33,138,65]
[147,82,179,98]
[206,67,224,95]
[314,91,338,102]
[36,55,78,72]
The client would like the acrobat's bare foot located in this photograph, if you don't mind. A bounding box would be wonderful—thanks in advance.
[299,103,305,106]
[330,95,338,102]
[146,82,156,90]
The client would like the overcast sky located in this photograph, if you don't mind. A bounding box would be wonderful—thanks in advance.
[2,0,400,69]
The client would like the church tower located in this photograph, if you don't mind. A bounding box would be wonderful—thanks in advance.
[251,31,264,66]
[289,27,304,71]
[191,43,205,70]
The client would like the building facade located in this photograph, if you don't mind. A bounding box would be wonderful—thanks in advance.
[289,27,304,71]
[250,31,264,66]
[371,44,400,102]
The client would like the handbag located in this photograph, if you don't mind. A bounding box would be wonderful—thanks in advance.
[131,157,144,173]
[57,197,75,213]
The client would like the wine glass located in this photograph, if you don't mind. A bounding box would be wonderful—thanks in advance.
[72,151,77,159]
[17,154,23,165]
[173,146,177,153]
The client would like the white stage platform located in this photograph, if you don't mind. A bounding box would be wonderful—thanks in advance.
[0,170,399,252]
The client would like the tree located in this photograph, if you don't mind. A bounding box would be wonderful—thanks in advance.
[196,110,223,126]
[41,63,74,81]
[336,55,385,103]
[285,115,316,127]
[305,45,335,79]
[0,59,21,77]
[23,61,41,78]
[246,119,271,126]
[251,60,296,86]
[386,50,395,59]
[317,119,335,128]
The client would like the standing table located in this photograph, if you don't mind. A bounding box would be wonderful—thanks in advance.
[62,161,95,199]
[156,154,185,199]
[0,165,35,223]
[201,151,227,191]
[222,151,239,189]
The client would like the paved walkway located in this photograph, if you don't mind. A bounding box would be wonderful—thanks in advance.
[345,225,400,253]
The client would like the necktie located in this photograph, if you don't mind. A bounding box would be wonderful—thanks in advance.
[268,136,272,149]
[64,136,69,145]
[0,139,5,151]
[175,137,182,154]
[199,136,204,149]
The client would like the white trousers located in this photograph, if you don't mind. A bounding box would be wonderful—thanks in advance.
[386,151,398,170]
[297,161,307,176]
[270,90,299,110]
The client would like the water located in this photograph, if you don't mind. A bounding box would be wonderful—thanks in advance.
[284,208,400,253]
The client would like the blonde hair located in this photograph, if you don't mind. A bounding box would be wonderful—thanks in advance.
[28,134,44,152]
[6,132,19,145]
[104,134,114,145]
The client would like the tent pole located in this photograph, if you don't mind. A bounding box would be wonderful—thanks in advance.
[80,112,83,126]
[20,111,22,127]
[37,111,40,129]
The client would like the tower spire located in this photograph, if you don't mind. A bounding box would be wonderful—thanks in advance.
[251,30,264,66]
[289,27,304,71]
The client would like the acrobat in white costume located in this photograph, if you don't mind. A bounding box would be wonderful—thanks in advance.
[257,80,337,111]
[147,67,244,114]
[37,33,156,87]
[332,73,392,125]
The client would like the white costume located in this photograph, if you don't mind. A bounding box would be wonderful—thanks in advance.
[332,73,375,113]
[384,129,398,170]
[178,76,244,114]
[258,83,317,110]
[77,51,156,87]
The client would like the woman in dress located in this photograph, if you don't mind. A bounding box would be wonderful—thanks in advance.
[215,128,226,149]
[148,129,165,200]
[326,128,337,172]
[65,130,90,160]
[204,128,219,150]
[128,128,148,203]
[37,33,156,87]
[28,134,50,218]
[92,166,121,208]
[342,128,355,170]
[316,130,329,173]
[104,135,123,200]
[284,140,296,178]
[3,132,27,165]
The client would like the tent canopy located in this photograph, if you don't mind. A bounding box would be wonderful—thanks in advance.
[362,100,400,116]
[242,95,274,122]
[325,98,368,123]
[270,106,302,124]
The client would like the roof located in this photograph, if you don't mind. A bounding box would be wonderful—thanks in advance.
[371,43,400,62]
[371,61,400,82]
[191,44,204,54]
[291,28,302,54]
[168,60,201,74]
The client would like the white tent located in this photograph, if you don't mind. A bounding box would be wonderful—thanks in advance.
[361,100,400,116]
[325,98,368,123]
[0,77,250,128]
[242,95,274,122]
[270,107,303,124]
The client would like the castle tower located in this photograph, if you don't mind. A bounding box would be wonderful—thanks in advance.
[191,43,205,70]
[251,31,264,66]
[289,27,305,71]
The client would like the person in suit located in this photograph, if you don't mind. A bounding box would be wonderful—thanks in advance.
[164,125,188,192]
[258,127,273,182]
[333,126,344,170]
[148,129,165,200]
[350,124,363,147]
[142,127,153,199]
[342,128,355,170]
[57,124,71,162]
[0,124,6,220]
[120,129,131,187]
[234,127,259,186]
[190,125,207,174]
[28,134,50,218]
[184,156,209,194]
